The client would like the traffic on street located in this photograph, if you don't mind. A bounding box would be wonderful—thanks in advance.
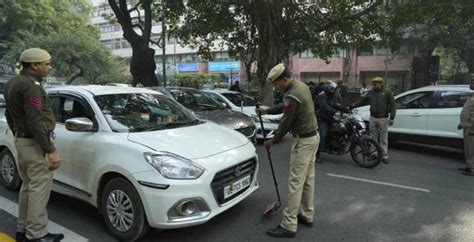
[1,138,473,241]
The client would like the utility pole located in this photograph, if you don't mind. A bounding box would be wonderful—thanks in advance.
[384,38,389,87]
[162,0,167,86]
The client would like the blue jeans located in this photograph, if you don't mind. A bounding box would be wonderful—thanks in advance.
[317,120,330,156]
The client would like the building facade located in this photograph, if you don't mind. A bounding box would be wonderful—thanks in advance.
[92,1,412,91]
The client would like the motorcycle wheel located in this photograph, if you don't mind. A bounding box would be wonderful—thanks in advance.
[350,134,382,169]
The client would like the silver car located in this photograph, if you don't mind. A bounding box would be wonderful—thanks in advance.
[167,87,257,141]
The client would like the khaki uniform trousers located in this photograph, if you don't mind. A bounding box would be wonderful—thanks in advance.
[369,117,389,159]
[15,138,54,240]
[464,129,474,170]
[280,134,319,232]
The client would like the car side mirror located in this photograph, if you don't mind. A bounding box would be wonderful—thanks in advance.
[220,102,227,109]
[65,117,94,132]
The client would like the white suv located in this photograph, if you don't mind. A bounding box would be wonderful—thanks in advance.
[0,85,259,241]
[355,85,473,149]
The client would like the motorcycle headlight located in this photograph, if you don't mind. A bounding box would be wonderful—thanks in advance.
[143,152,204,179]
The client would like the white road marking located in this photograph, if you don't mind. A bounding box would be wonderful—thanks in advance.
[0,196,88,241]
[326,173,431,193]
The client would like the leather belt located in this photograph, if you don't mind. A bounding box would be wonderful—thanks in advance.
[16,131,33,138]
[297,130,317,138]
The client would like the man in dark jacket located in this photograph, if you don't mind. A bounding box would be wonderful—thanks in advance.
[315,81,347,163]
[229,81,242,93]
[352,77,396,164]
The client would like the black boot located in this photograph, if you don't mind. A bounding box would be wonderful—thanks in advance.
[27,233,64,242]
[16,232,26,242]
[266,225,296,238]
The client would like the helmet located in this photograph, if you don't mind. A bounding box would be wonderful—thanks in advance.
[322,80,337,93]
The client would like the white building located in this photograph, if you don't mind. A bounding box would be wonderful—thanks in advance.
[91,0,244,83]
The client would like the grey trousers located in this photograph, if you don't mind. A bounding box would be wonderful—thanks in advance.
[464,129,474,170]
[369,117,389,159]
[15,138,54,240]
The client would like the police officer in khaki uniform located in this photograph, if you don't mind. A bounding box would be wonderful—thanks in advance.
[256,63,319,238]
[4,48,64,242]
[352,77,396,164]
[457,77,474,176]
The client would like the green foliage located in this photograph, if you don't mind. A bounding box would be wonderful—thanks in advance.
[0,0,92,58]
[168,73,221,88]
[0,0,125,84]
[385,0,474,72]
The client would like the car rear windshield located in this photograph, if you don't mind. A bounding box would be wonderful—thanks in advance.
[222,93,256,107]
[94,93,198,132]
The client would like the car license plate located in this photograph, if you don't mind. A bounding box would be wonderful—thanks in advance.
[223,175,251,199]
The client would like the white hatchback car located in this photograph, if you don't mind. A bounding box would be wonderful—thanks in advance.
[0,85,259,241]
[204,90,282,139]
[355,85,473,149]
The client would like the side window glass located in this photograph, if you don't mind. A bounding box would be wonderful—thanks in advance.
[52,96,92,123]
[396,91,434,109]
[436,91,470,108]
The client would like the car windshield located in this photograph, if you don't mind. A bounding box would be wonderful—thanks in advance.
[221,93,256,107]
[94,93,198,132]
[170,89,224,111]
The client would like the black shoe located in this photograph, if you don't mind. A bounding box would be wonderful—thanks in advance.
[16,232,26,242]
[382,158,389,164]
[27,233,64,242]
[266,225,296,238]
[458,167,471,172]
[462,170,474,176]
[297,214,313,227]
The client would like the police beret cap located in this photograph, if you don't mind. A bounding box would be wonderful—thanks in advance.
[20,48,51,63]
[371,76,384,83]
[266,63,287,83]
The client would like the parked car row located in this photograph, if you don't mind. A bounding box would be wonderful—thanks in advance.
[0,85,259,241]
[355,85,473,149]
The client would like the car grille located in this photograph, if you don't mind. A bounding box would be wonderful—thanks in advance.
[236,126,256,138]
[211,158,257,205]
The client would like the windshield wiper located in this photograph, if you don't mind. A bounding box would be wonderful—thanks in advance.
[139,119,201,132]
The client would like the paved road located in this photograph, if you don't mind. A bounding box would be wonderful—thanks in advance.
[1,138,473,242]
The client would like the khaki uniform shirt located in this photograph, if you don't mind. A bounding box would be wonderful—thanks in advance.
[460,94,474,134]
[267,79,318,143]
[4,70,56,153]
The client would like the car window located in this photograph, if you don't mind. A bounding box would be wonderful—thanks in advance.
[396,91,434,109]
[170,89,223,111]
[434,91,471,108]
[94,93,197,132]
[206,92,227,104]
[222,93,256,106]
[50,96,93,123]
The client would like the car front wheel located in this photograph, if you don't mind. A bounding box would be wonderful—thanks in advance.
[0,149,21,191]
[101,177,150,241]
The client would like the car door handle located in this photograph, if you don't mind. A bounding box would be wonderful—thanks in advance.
[410,113,421,117]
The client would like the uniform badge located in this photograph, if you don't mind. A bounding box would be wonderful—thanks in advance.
[29,96,43,107]
[283,99,293,113]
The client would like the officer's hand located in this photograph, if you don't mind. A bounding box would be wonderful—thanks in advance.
[47,151,61,171]
[389,119,394,126]
[255,108,267,116]
[264,139,273,150]
[457,124,463,130]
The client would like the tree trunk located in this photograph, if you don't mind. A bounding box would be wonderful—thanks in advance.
[412,47,434,88]
[130,45,158,87]
[249,0,284,106]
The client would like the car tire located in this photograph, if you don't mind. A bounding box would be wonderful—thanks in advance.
[0,149,21,191]
[101,177,150,241]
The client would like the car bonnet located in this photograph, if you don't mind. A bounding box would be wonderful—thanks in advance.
[194,109,254,130]
[127,122,250,159]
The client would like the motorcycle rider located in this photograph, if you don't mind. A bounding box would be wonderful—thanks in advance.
[315,80,348,163]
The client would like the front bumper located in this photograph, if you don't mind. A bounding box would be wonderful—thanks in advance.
[130,144,259,229]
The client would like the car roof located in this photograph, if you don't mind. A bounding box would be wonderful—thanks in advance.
[411,85,471,92]
[204,89,241,94]
[47,85,161,96]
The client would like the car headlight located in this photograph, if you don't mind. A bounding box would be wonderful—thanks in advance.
[251,114,270,123]
[143,152,204,179]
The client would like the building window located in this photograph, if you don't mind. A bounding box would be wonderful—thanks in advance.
[299,50,315,58]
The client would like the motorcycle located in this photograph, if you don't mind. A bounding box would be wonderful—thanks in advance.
[321,111,383,169]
